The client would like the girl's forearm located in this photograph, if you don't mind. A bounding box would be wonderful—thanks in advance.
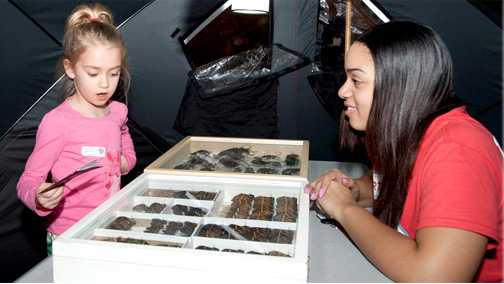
[355,169,374,207]
[335,205,418,281]
[333,204,486,282]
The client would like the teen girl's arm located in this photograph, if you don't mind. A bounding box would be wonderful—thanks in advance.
[315,146,495,282]
[318,181,487,282]
[119,114,136,174]
[306,169,373,207]
[17,111,65,215]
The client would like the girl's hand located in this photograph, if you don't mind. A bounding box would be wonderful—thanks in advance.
[35,182,64,210]
[304,169,355,201]
[316,179,359,221]
[340,176,361,202]
[120,155,129,174]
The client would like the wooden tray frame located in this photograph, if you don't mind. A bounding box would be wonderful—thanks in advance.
[145,136,309,181]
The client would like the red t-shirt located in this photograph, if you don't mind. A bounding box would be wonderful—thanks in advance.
[397,106,502,282]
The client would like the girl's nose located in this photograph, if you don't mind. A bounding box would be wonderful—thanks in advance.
[338,79,351,99]
[99,75,109,88]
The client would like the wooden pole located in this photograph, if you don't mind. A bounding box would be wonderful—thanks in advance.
[345,0,352,55]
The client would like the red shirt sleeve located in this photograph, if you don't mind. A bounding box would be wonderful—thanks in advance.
[417,142,500,241]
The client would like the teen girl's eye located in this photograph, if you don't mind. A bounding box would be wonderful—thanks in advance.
[352,78,361,85]
[88,73,98,77]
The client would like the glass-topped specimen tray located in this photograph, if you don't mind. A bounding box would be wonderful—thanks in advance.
[144,136,309,181]
[53,172,309,283]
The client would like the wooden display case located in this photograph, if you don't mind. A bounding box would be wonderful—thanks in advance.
[53,172,309,282]
[144,136,309,181]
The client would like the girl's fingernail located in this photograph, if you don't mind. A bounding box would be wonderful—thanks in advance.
[319,188,325,198]
[343,177,349,185]
[310,193,316,200]
[304,186,310,193]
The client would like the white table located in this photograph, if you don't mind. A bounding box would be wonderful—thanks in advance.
[16,160,391,283]
[307,161,391,282]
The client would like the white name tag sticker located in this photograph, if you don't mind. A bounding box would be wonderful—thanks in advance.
[82,146,106,157]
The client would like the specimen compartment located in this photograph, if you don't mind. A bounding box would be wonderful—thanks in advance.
[187,237,295,257]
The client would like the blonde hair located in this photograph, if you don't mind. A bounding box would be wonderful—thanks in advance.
[59,3,130,103]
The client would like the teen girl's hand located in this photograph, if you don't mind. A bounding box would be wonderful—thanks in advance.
[35,182,64,210]
[304,169,358,201]
[316,179,360,221]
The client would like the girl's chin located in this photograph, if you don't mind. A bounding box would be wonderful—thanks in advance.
[349,120,366,131]
[90,100,109,108]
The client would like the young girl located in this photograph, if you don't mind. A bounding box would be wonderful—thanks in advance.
[305,21,502,282]
[17,3,137,253]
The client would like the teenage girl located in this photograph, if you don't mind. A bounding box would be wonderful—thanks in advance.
[17,3,137,253]
[305,21,502,282]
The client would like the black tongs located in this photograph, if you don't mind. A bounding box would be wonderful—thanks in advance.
[38,159,102,196]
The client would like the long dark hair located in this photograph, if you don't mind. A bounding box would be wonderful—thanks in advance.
[339,21,462,228]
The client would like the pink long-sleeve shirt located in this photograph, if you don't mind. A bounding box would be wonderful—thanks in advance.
[17,99,136,235]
